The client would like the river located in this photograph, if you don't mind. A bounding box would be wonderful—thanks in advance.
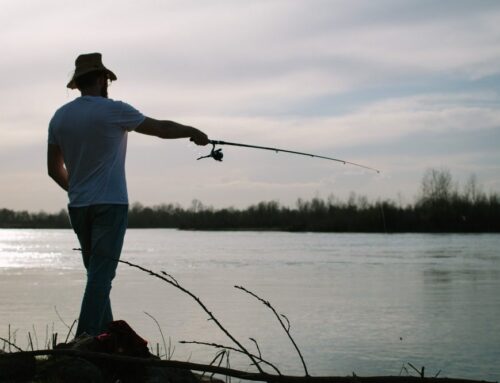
[0,229,499,380]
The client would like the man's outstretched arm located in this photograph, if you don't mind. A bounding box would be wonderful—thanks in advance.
[47,144,69,191]
[135,117,209,145]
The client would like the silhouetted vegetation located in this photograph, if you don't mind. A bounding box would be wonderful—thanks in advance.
[1,169,499,232]
[0,209,71,229]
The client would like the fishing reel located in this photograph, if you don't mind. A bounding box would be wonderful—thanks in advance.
[197,143,224,161]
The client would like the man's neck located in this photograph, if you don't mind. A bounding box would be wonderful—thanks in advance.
[80,84,103,97]
[80,89,102,97]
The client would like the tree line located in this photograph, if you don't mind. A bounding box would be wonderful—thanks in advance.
[1,169,499,232]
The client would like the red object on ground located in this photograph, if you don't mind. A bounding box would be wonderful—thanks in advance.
[96,320,149,357]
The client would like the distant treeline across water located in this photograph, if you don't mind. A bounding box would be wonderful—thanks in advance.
[2,169,499,232]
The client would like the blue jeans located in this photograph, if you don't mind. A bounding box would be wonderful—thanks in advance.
[69,204,128,336]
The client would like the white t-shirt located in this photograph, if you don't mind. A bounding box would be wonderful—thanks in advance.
[48,96,145,207]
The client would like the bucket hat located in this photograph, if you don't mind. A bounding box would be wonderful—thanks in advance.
[67,53,117,89]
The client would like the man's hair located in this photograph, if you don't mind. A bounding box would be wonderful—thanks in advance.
[75,70,105,90]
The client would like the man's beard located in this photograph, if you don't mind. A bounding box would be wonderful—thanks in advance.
[101,83,108,98]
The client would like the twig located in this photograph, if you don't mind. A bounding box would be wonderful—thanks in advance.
[44,324,49,350]
[235,285,309,376]
[118,259,266,375]
[168,336,175,360]
[249,338,262,360]
[27,332,34,351]
[407,363,425,378]
[225,350,231,383]
[180,340,281,375]
[31,325,39,350]
[280,314,291,332]
[54,306,71,330]
[64,320,77,344]
[209,350,227,381]
[7,325,19,353]
[144,311,169,360]
[399,363,409,376]
[54,306,77,343]
[0,337,23,352]
[52,333,58,350]
[202,350,225,380]
[161,270,179,285]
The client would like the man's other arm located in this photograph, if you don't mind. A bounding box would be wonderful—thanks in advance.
[47,144,69,191]
[134,117,209,145]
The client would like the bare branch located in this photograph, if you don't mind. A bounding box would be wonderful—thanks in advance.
[53,306,77,344]
[0,337,23,352]
[31,325,39,350]
[235,285,309,376]
[180,340,281,375]
[160,270,179,286]
[64,320,78,344]
[54,306,71,330]
[407,363,425,378]
[119,259,266,375]
[203,350,226,380]
[249,338,262,359]
[27,333,34,352]
[280,314,291,332]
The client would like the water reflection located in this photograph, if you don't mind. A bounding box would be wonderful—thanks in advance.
[423,268,453,284]
[0,229,80,269]
[1,230,499,381]
[424,267,500,285]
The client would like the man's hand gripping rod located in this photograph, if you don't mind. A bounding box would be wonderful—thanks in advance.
[197,139,380,173]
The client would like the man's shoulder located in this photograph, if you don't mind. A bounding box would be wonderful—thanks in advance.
[51,97,142,128]
[53,97,79,112]
[57,96,135,109]
[90,97,137,112]
[50,99,78,124]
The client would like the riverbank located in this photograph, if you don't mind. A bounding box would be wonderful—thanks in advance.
[1,349,497,383]
[2,193,500,232]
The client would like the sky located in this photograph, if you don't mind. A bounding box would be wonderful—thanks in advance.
[1,0,500,212]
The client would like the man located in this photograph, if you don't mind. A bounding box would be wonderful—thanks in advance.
[47,53,209,336]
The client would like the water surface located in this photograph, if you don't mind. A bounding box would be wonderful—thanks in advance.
[0,229,499,380]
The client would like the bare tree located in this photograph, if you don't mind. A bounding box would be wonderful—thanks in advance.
[463,174,484,204]
[420,168,454,203]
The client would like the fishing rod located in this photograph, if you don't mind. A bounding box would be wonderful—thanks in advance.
[197,139,380,173]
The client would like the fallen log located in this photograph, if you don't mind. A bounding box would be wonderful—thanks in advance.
[0,349,495,383]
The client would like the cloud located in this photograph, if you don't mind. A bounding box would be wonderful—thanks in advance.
[159,90,500,151]
[1,0,500,211]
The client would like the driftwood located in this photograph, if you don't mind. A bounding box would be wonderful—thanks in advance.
[0,350,495,383]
